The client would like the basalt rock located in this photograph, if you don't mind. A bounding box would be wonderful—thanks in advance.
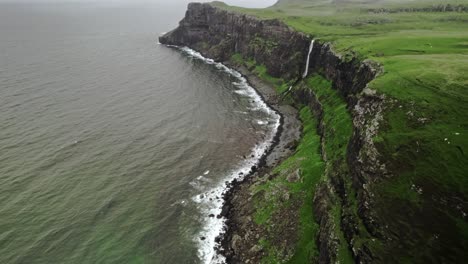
[159,3,309,80]
[160,3,386,263]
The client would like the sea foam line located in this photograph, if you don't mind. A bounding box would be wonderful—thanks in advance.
[173,46,281,264]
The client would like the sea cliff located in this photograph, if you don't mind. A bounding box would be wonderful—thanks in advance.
[160,2,385,263]
[160,2,467,263]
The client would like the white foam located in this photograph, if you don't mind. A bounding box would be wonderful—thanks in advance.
[234,90,249,96]
[174,46,280,264]
[189,180,204,191]
[196,176,213,183]
[191,135,278,264]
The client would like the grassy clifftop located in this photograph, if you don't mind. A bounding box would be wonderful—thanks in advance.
[214,0,468,262]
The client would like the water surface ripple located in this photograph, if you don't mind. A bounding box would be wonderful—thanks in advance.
[0,3,276,264]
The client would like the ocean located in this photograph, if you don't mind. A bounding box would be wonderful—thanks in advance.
[0,1,278,263]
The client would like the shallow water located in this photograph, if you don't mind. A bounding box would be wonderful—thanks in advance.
[0,2,278,263]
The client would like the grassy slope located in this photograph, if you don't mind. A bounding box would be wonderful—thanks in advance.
[232,55,325,262]
[251,107,324,263]
[221,0,468,261]
[306,75,355,264]
[231,53,353,262]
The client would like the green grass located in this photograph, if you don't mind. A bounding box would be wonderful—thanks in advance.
[251,74,360,262]
[230,53,291,94]
[228,55,325,262]
[250,107,324,263]
[331,205,354,264]
[283,108,325,263]
[306,75,353,162]
[219,0,468,260]
[305,74,356,263]
[230,53,244,65]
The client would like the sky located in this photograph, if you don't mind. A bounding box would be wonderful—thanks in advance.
[0,0,278,8]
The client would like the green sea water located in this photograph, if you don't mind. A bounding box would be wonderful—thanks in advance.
[0,2,278,263]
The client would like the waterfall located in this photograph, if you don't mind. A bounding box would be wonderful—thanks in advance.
[302,39,315,78]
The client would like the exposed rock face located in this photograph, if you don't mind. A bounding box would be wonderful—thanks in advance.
[159,3,309,80]
[160,3,385,263]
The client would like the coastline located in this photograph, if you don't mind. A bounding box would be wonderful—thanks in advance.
[217,63,302,263]
[166,45,301,263]
[159,0,468,261]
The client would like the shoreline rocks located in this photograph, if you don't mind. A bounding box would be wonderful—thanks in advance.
[159,3,385,263]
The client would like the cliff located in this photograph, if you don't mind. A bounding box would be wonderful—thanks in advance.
[160,2,384,263]
[159,3,308,80]
[159,2,467,263]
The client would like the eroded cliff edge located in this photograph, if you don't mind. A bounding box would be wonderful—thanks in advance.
[160,3,388,263]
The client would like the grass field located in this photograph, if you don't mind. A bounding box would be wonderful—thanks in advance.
[218,0,468,261]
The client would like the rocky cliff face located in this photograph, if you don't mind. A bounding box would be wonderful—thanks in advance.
[159,3,309,80]
[160,3,385,263]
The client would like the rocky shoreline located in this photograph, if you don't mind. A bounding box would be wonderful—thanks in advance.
[216,64,302,263]
[159,1,468,262]
[159,3,385,262]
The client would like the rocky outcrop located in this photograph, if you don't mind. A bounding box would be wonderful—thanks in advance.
[159,3,309,80]
[160,3,385,263]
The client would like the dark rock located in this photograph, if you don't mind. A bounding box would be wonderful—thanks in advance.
[220,205,229,217]
[159,3,310,80]
[286,169,301,182]
[159,2,387,263]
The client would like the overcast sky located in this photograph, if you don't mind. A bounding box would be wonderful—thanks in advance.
[0,0,278,8]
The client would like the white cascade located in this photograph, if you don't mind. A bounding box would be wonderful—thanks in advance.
[302,39,315,78]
